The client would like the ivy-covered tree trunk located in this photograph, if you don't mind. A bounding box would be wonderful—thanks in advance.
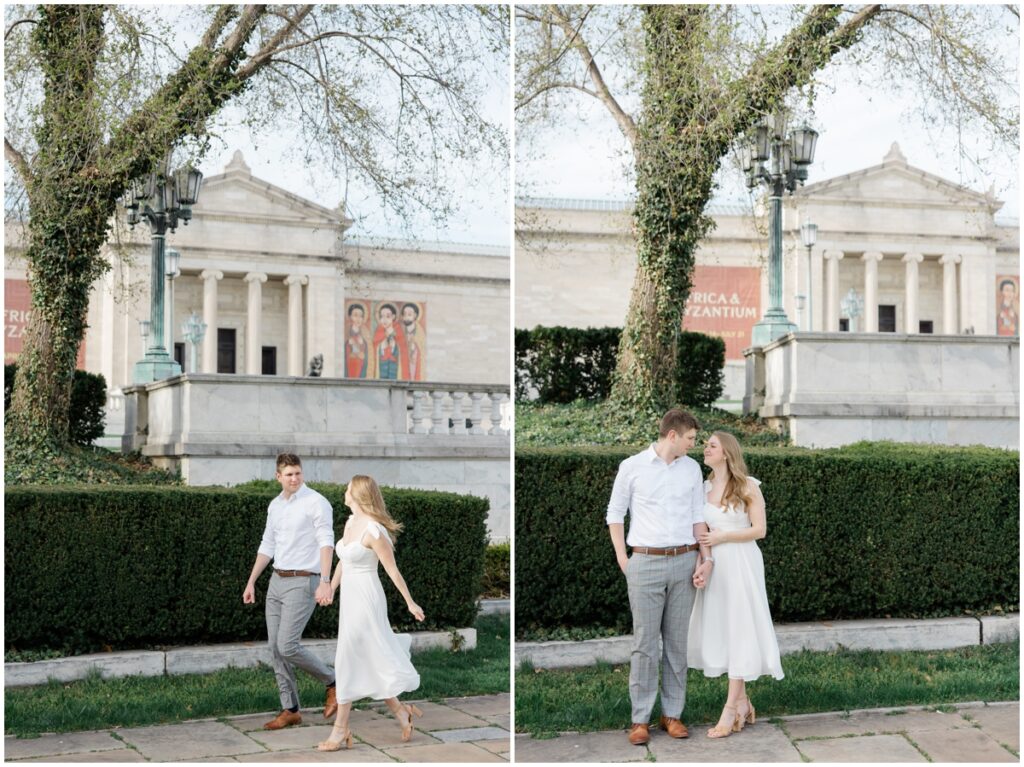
[7,7,113,446]
[6,5,261,447]
[611,4,880,413]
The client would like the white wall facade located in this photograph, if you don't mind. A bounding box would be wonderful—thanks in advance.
[516,144,1019,402]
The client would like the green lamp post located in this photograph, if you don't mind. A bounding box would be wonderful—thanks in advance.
[123,161,203,384]
[741,114,819,346]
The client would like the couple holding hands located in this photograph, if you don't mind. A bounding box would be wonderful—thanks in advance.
[607,409,784,745]
[242,453,424,751]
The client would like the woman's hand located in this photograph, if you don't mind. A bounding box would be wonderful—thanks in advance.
[698,529,726,547]
[407,601,425,622]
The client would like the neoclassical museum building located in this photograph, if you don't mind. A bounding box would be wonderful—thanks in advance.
[5,150,510,392]
[517,143,1019,401]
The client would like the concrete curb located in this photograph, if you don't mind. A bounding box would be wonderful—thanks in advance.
[6,627,476,688]
[516,613,1019,669]
[479,598,510,615]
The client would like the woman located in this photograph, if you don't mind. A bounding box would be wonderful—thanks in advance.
[688,431,783,739]
[317,475,426,751]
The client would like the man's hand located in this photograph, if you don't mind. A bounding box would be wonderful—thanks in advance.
[617,553,629,575]
[315,582,333,606]
[692,560,713,590]
[242,583,256,604]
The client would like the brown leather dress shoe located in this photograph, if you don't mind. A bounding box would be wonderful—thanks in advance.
[628,723,650,745]
[324,686,338,720]
[659,715,689,738]
[263,710,302,730]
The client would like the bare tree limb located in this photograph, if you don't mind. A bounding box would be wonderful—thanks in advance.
[5,136,32,182]
[517,81,600,110]
[5,17,37,41]
[549,6,638,146]
[234,5,315,81]
[200,5,240,50]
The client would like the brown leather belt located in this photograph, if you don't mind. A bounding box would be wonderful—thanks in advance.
[631,544,700,556]
[273,569,318,577]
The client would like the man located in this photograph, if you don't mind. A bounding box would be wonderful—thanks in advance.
[243,453,338,730]
[607,409,713,745]
[400,302,426,381]
[997,278,1018,336]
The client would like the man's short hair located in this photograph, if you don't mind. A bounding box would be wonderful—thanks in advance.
[402,302,420,318]
[348,303,365,317]
[659,408,700,437]
[276,452,302,471]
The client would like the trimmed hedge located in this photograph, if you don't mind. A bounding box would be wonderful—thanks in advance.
[515,326,725,407]
[515,444,1019,633]
[515,326,620,403]
[5,483,488,654]
[482,542,510,598]
[4,363,107,445]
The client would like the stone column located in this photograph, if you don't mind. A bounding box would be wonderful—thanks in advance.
[199,270,223,373]
[940,254,961,334]
[902,253,924,334]
[822,250,844,332]
[284,275,308,376]
[244,272,268,375]
[862,252,884,333]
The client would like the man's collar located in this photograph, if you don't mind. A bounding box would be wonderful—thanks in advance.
[279,482,308,502]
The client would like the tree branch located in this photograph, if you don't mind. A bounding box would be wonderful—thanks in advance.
[5,137,32,182]
[5,17,37,41]
[234,5,315,82]
[516,80,599,111]
[549,6,638,146]
[718,4,882,138]
[200,5,240,50]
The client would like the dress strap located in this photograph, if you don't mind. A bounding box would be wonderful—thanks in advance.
[363,520,393,545]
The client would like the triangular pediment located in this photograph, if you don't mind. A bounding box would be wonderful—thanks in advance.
[195,151,353,229]
[798,144,998,210]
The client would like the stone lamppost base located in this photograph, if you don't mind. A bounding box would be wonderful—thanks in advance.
[133,356,182,384]
[750,312,798,347]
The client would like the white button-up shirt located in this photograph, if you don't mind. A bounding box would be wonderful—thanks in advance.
[257,483,335,572]
[606,444,705,547]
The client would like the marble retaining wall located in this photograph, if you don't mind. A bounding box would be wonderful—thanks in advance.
[122,374,511,539]
[744,333,1019,449]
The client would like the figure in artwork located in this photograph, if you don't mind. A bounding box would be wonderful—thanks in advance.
[345,302,370,378]
[372,303,407,380]
[997,277,1019,337]
[400,302,426,381]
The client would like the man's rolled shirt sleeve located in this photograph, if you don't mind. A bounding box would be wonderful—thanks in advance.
[606,460,631,526]
[257,511,276,560]
[312,497,335,550]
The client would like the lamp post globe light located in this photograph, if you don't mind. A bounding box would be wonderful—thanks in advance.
[800,218,818,331]
[182,311,207,375]
[742,114,819,346]
[841,288,864,332]
[123,160,203,384]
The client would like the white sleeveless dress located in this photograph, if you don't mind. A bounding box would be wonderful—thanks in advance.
[334,520,420,703]
[687,478,784,681]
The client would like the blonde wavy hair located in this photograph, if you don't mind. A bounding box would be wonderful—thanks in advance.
[348,475,403,538]
[709,431,753,512]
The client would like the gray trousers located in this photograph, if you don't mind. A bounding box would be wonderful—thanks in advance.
[265,572,335,710]
[625,551,698,724]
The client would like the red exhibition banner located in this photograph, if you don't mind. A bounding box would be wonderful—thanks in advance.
[5,279,86,368]
[682,266,762,361]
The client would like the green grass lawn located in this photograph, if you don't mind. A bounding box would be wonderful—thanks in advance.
[515,400,786,448]
[5,615,509,737]
[515,640,1019,736]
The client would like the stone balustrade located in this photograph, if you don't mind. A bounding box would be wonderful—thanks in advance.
[407,386,511,436]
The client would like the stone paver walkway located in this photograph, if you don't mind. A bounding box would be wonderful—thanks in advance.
[5,694,510,763]
[515,701,1018,763]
